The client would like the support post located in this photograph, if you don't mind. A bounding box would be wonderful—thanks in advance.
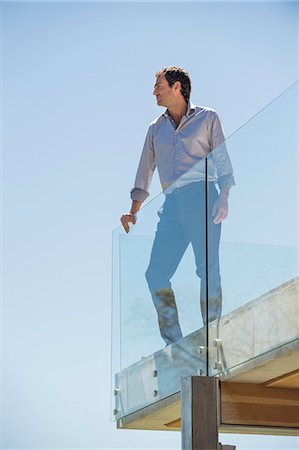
[181,376,236,450]
[181,376,219,450]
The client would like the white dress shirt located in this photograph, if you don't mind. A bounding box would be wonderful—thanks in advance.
[131,100,235,202]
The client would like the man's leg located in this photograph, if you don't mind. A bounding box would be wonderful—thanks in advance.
[199,218,222,325]
[186,183,222,325]
[145,197,190,345]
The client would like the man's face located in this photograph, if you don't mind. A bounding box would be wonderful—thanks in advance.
[153,74,177,107]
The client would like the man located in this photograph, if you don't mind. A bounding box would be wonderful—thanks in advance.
[121,66,235,345]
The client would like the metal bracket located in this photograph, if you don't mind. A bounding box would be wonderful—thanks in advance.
[212,337,229,374]
[198,345,206,354]
[214,361,223,370]
[213,338,222,349]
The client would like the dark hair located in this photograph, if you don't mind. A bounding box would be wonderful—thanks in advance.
[155,66,191,103]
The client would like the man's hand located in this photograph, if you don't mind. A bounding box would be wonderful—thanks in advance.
[121,200,142,233]
[212,193,229,224]
[120,212,137,233]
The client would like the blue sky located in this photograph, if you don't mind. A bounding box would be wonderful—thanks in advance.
[0,1,298,449]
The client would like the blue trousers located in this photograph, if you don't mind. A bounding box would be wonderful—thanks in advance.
[145,182,222,345]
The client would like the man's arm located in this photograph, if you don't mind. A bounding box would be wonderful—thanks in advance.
[120,125,156,233]
[209,111,235,224]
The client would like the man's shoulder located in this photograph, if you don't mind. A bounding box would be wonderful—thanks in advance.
[146,114,165,131]
[193,105,218,116]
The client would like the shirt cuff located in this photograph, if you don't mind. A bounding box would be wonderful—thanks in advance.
[130,187,150,202]
[217,175,236,191]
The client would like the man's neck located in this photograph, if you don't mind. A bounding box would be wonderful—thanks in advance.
[167,101,188,126]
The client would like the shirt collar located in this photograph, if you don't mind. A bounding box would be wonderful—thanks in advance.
[163,100,195,118]
[187,100,196,116]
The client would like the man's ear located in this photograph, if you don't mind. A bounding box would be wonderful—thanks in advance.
[174,80,182,94]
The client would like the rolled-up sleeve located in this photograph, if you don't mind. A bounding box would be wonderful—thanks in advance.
[130,124,156,202]
[210,112,235,190]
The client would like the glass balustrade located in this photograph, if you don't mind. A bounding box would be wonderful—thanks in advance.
[112,169,209,418]
[208,81,299,377]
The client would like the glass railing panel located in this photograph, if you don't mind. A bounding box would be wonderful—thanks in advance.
[112,164,210,418]
[111,225,121,420]
[207,81,299,376]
